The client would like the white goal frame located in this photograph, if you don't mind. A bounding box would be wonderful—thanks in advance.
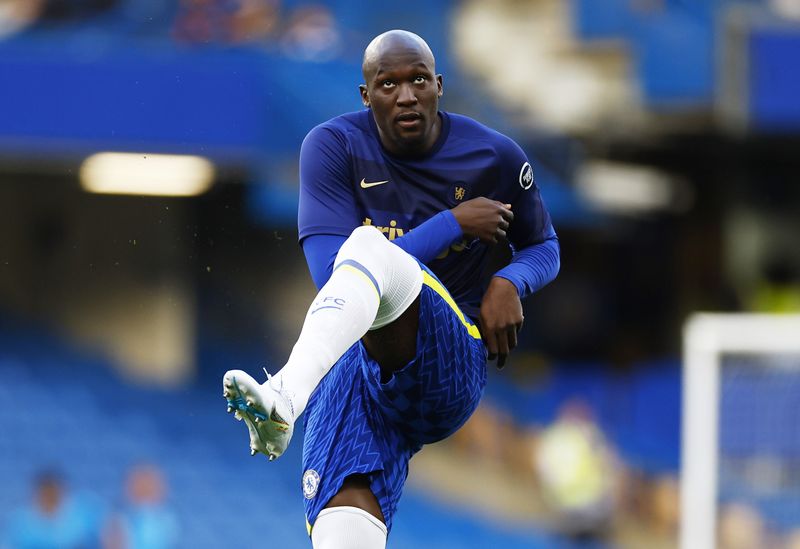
[681,313,800,549]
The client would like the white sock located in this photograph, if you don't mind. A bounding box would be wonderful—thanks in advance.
[311,506,387,549]
[275,226,422,417]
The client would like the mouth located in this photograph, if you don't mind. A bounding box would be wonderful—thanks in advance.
[395,112,423,129]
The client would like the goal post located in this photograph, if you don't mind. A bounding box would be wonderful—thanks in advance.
[681,313,800,549]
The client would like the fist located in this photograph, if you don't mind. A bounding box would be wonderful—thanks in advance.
[451,197,513,244]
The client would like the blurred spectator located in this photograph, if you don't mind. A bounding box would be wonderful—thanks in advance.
[3,470,105,549]
[647,475,680,539]
[717,502,766,549]
[279,4,341,62]
[534,400,618,540]
[749,258,800,313]
[228,0,279,44]
[172,0,279,46]
[172,0,232,45]
[0,0,43,39]
[104,464,178,549]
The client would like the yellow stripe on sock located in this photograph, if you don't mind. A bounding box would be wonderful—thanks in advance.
[422,270,482,340]
[336,263,381,301]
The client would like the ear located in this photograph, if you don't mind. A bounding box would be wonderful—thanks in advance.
[436,74,443,98]
[359,84,370,107]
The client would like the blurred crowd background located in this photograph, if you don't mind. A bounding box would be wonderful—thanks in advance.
[0,0,799,547]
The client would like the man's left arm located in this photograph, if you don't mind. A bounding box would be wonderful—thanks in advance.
[493,225,560,298]
[479,146,561,367]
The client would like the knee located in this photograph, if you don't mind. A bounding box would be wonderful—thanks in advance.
[348,225,387,250]
[336,226,389,263]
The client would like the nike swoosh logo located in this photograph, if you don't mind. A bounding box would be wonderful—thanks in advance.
[360,178,389,189]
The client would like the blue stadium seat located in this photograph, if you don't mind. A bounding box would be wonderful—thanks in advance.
[571,0,633,41]
[1,321,572,547]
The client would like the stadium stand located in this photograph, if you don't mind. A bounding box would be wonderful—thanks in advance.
[0,315,586,548]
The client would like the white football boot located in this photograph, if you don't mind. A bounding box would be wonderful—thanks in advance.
[223,369,295,460]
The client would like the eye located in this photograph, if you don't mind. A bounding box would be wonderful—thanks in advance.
[381,80,395,89]
[413,75,427,84]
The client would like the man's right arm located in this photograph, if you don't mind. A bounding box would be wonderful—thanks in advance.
[298,125,360,289]
[302,234,346,289]
[298,125,360,243]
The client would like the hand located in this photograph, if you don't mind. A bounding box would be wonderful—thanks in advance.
[451,197,513,244]
[479,276,523,369]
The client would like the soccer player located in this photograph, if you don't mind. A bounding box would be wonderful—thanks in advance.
[223,30,560,548]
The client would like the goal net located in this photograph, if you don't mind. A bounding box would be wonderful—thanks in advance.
[681,314,800,549]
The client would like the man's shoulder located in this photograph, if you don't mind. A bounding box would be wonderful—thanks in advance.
[307,110,372,142]
[446,112,523,157]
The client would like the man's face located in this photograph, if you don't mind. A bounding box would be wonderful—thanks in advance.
[360,46,443,156]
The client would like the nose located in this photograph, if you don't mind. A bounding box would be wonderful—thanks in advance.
[396,83,418,106]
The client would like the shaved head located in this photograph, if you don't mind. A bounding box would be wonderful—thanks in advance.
[359,30,443,156]
[362,30,436,81]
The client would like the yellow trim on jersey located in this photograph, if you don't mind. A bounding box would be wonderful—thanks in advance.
[337,263,381,301]
[306,519,312,536]
[422,270,482,340]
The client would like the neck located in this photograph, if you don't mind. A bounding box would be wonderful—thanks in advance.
[381,114,441,157]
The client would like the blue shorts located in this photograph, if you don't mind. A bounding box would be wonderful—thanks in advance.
[300,269,487,533]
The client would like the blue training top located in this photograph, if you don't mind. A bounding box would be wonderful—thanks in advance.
[298,109,559,319]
